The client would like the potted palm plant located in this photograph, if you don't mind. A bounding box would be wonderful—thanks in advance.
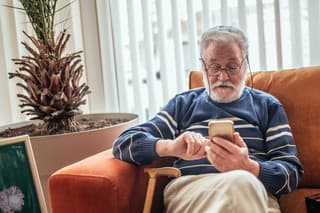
[0,0,138,206]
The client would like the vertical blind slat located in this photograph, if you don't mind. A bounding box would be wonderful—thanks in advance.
[155,0,170,102]
[72,2,90,112]
[141,0,158,117]
[96,0,119,112]
[186,0,199,69]
[256,0,267,70]
[221,0,228,25]
[307,0,320,66]
[1,5,25,124]
[110,0,129,112]
[70,0,89,113]
[288,0,302,67]
[171,0,186,93]
[202,0,211,31]
[69,1,84,55]
[0,12,14,125]
[13,3,31,109]
[127,0,145,120]
[274,0,283,70]
[78,0,105,113]
[238,0,247,33]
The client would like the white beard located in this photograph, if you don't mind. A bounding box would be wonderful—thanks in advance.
[202,70,247,103]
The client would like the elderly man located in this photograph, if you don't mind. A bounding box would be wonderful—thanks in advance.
[113,26,303,212]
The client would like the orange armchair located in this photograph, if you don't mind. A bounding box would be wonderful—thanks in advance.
[49,66,320,213]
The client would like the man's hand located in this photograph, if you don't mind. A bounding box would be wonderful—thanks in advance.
[205,132,260,176]
[156,131,209,160]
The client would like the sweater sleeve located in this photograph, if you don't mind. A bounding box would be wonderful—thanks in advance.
[112,96,181,165]
[258,103,304,195]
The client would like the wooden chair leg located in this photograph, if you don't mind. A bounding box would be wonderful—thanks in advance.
[143,167,181,213]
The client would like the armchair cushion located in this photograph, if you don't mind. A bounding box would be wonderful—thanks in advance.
[49,149,174,213]
[279,188,320,213]
[190,67,320,187]
[248,67,320,187]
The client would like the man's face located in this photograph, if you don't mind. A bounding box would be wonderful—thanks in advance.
[202,41,247,103]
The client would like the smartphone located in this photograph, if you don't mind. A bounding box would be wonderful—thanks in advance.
[208,120,234,142]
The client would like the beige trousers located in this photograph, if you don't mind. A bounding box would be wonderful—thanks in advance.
[163,170,280,213]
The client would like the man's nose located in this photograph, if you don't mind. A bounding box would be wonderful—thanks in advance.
[217,69,230,81]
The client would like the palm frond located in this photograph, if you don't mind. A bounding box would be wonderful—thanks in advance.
[16,0,58,44]
[1,4,25,11]
[55,0,76,13]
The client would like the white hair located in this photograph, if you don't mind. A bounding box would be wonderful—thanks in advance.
[199,25,248,58]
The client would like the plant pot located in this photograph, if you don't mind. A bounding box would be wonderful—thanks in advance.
[0,113,138,209]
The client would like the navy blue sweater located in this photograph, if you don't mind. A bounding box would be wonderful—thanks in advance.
[113,87,304,196]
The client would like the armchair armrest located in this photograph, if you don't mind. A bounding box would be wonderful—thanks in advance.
[48,149,174,213]
[143,167,181,213]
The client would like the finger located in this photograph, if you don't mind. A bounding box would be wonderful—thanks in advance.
[203,138,210,145]
[205,146,223,170]
[194,137,207,157]
[185,133,195,156]
[192,133,201,153]
[212,136,238,153]
[193,133,203,152]
[205,146,215,165]
[234,132,247,147]
[194,149,206,158]
[210,142,228,160]
[197,133,210,147]
[198,132,208,145]
[194,134,210,157]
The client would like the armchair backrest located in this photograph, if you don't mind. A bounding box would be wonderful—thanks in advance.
[189,67,320,187]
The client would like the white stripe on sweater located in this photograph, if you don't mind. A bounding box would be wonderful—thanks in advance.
[267,144,296,154]
[267,124,291,133]
[234,124,259,129]
[150,122,164,138]
[129,135,140,165]
[275,163,291,194]
[266,132,292,142]
[207,117,242,122]
[295,168,299,188]
[271,155,299,161]
[179,164,213,170]
[250,152,267,156]
[118,146,122,161]
[185,125,208,131]
[156,115,176,138]
[160,110,177,127]
[116,134,132,161]
[185,125,261,132]
[243,137,264,141]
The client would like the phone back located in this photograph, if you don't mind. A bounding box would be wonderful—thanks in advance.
[208,120,234,141]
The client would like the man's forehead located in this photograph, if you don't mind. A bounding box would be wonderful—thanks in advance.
[203,48,242,62]
[205,40,239,49]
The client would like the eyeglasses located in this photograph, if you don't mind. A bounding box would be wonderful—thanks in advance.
[200,56,247,76]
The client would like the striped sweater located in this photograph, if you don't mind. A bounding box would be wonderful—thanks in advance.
[113,87,304,196]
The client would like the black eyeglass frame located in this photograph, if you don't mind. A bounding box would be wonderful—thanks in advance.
[199,56,247,77]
